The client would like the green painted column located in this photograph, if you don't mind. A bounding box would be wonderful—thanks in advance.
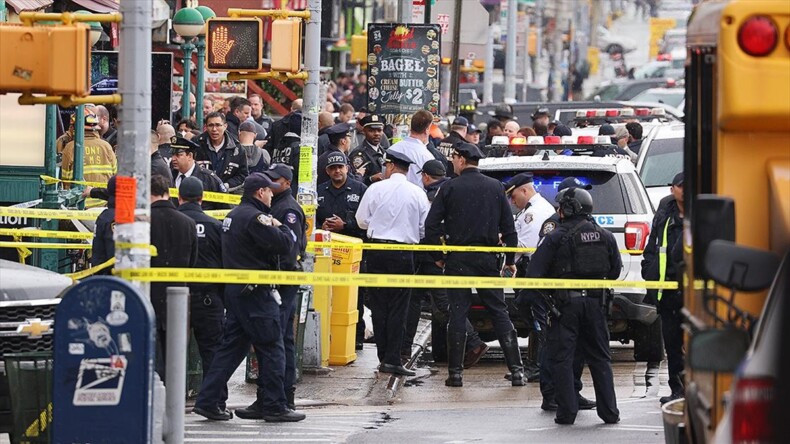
[195,36,206,129]
[40,105,60,272]
[181,41,195,122]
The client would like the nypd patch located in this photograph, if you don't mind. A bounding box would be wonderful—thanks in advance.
[286,212,297,224]
[542,221,556,235]
[352,155,364,169]
[257,214,273,226]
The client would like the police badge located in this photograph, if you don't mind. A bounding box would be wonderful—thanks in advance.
[524,213,534,224]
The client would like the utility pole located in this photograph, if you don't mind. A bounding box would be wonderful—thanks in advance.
[116,0,153,297]
[448,0,463,115]
[300,0,321,276]
[504,0,517,103]
[590,0,601,47]
[521,11,531,101]
[483,11,495,105]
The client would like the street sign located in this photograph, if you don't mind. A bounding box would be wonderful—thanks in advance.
[206,17,263,72]
[53,277,156,443]
[366,23,441,126]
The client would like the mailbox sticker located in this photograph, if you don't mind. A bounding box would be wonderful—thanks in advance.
[73,355,127,406]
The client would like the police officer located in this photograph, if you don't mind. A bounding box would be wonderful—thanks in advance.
[170,136,229,210]
[193,173,305,422]
[317,123,357,185]
[349,114,387,186]
[531,107,551,136]
[425,142,525,387]
[505,173,556,382]
[525,187,621,425]
[437,116,468,176]
[316,152,369,350]
[177,177,225,392]
[642,172,685,405]
[91,175,116,270]
[257,163,307,412]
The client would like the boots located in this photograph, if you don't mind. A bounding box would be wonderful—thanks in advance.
[445,332,466,387]
[499,329,526,386]
[286,387,296,411]
[525,329,545,382]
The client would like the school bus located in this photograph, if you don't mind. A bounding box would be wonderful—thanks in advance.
[682,0,790,442]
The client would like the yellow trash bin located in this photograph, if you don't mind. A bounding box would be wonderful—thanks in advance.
[328,233,363,365]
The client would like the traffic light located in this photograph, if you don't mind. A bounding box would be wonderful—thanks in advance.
[350,33,367,65]
[270,18,302,73]
[206,17,263,72]
[0,23,91,96]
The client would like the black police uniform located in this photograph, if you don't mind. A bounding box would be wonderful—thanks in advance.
[268,187,307,408]
[349,141,386,186]
[316,177,368,239]
[436,131,465,177]
[525,209,621,424]
[195,194,297,417]
[266,133,302,197]
[178,200,225,391]
[591,144,631,159]
[642,193,684,400]
[425,143,524,386]
[150,199,198,380]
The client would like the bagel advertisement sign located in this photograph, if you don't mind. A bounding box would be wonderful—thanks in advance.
[367,23,441,127]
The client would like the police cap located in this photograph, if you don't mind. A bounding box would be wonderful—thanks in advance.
[419,159,446,177]
[453,142,485,161]
[359,114,384,128]
[326,122,353,137]
[384,149,413,167]
[558,176,592,192]
[488,104,515,120]
[531,107,550,120]
[170,136,199,154]
[243,172,281,193]
[264,163,294,182]
[179,176,204,199]
[326,152,348,168]
[504,172,533,196]
[553,125,573,137]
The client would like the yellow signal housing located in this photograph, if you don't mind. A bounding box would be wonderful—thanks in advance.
[350,33,368,65]
[271,18,302,73]
[0,23,91,97]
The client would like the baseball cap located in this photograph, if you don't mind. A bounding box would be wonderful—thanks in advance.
[669,172,684,187]
[179,176,204,199]
[505,172,534,196]
[420,159,446,177]
[326,152,347,168]
[553,125,573,137]
[243,172,281,193]
[239,120,258,133]
[452,116,469,127]
[598,124,616,136]
[469,124,483,134]
[264,163,294,182]
[558,176,592,192]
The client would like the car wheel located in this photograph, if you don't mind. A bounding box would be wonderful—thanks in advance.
[632,318,664,362]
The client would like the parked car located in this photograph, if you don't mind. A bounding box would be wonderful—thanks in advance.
[0,260,70,436]
[474,150,662,361]
[586,78,671,101]
[630,87,686,109]
[632,60,673,79]
[635,123,684,209]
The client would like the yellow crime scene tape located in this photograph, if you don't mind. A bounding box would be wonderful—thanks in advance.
[40,175,107,188]
[66,257,115,280]
[0,228,93,240]
[114,267,678,290]
[0,241,91,250]
[0,206,102,221]
[308,241,644,255]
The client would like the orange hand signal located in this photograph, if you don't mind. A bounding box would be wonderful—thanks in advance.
[211,26,236,65]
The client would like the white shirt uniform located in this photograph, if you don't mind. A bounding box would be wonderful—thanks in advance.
[355,172,430,244]
[514,192,556,261]
[386,136,436,189]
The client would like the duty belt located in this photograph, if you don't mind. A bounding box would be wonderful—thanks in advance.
[566,290,604,298]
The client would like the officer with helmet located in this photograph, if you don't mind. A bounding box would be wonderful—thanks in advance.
[525,187,622,425]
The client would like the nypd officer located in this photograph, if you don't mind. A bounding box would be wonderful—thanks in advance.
[170,136,229,210]
[193,173,305,423]
[425,142,526,387]
[525,187,621,425]
[317,123,357,185]
[255,163,307,412]
[349,114,387,186]
[177,177,225,390]
[505,173,556,383]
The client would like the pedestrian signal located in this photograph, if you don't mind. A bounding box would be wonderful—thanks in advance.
[270,19,302,73]
[0,23,91,96]
[206,17,263,72]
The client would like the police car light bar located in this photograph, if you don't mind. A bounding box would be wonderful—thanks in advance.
[491,136,510,145]
[635,108,650,116]
[561,136,576,144]
[526,136,544,145]
[510,136,528,145]
[544,136,561,144]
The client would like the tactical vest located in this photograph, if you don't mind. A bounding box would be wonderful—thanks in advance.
[549,220,612,279]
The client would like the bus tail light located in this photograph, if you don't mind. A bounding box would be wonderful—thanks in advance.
[785,24,790,51]
[737,16,778,57]
[732,377,775,443]
[624,222,649,254]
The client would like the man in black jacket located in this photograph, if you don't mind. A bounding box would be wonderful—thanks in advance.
[642,172,685,405]
[171,136,229,210]
[177,177,225,393]
[436,116,469,177]
[349,114,387,186]
[224,97,252,142]
[91,175,116,271]
[195,112,249,193]
[267,99,302,151]
[150,174,198,381]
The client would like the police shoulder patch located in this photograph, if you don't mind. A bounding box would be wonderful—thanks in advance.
[542,221,556,235]
[352,155,364,168]
[286,212,297,224]
[257,214,273,226]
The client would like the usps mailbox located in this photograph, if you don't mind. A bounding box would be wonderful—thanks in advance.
[52,277,155,443]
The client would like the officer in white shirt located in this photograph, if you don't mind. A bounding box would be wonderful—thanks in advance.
[356,149,430,377]
[505,172,556,383]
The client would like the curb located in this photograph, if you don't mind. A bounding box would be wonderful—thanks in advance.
[384,317,432,401]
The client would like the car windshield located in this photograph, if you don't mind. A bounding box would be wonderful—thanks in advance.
[588,83,625,101]
[633,62,667,79]
[483,170,629,214]
[640,138,683,187]
[631,90,684,108]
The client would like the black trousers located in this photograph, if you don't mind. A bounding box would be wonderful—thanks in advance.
[404,260,484,354]
[279,285,299,394]
[658,291,684,394]
[548,296,619,424]
[189,285,225,379]
[365,249,414,367]
[445,252,514,337]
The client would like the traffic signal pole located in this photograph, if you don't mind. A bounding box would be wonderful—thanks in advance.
[115,0,152,299]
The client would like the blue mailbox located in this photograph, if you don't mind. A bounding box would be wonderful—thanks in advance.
[52,276,156,443]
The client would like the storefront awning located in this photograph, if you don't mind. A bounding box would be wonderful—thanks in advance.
[6,0,54,14]
[70,0,119,14]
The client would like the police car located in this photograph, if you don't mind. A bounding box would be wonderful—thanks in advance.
[635,123,684,210]
[473,136,663,361]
